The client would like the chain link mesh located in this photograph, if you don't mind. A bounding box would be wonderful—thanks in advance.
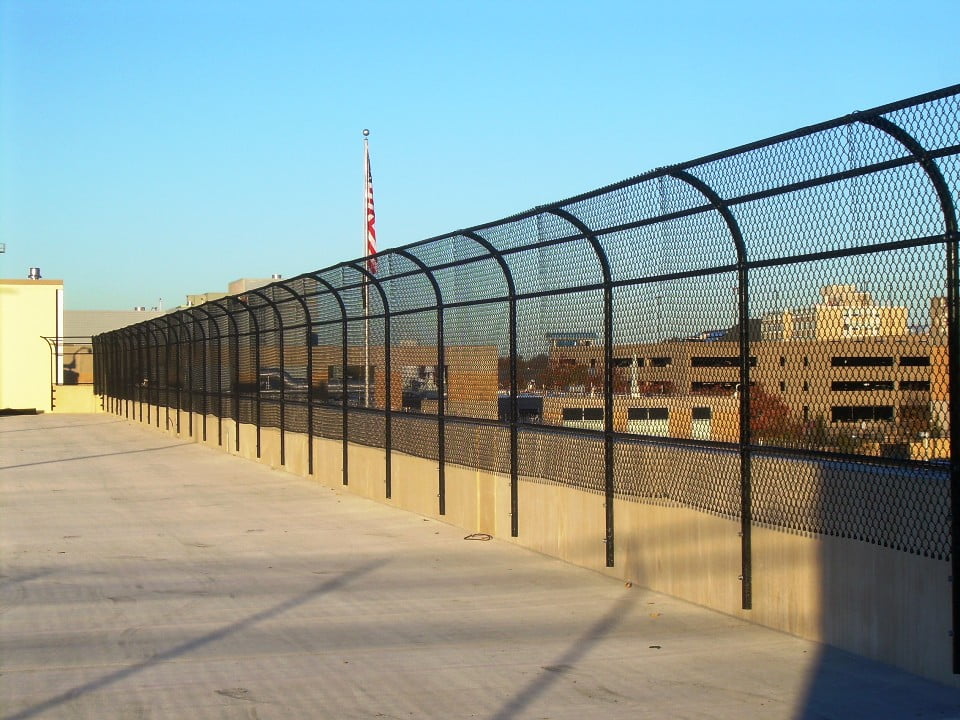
[95,86,960,561]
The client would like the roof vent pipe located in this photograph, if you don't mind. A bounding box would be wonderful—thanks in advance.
[28,267,41,280]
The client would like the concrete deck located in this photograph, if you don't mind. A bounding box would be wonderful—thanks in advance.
[2,414,959,719]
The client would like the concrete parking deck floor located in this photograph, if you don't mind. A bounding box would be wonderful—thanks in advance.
[2,414,959,720]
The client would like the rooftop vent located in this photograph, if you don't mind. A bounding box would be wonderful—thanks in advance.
[28,267,41,280]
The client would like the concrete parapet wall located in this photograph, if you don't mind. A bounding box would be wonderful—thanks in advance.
[312,436,342,487]
[389,453,441,519]
[102,398,958,687]
[345,443,387,502]
[52,385,102,413]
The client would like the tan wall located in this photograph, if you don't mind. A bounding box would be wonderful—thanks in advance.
[103,397,959,687]
[0,279,62,412]
[930,344,950,436]
[52,385,101,413]
[62,343,94,384]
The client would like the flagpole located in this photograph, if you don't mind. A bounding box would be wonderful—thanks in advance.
[363,129,371,408]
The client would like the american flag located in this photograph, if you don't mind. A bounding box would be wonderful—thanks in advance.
[365,141,377,274]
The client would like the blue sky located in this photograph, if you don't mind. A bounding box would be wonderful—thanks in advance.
[1,0,957,310]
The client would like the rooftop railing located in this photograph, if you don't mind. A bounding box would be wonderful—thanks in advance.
[95,84,960,661]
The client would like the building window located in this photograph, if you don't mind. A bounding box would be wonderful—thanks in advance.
[627,407,669,437]
[627,407,669,420]
[900,380,931,391]
[562,408,583,422]
[649,357,672,367]
[692,381,737,394]
[900,356,931,367]
[831,380,895,391]
[779,356,786,367]
[831,405,895,423]
[779,381,786,392]
[830,356,894,367]
[691,356,757,367]
[691,407,712,440]
[562,407,604,428]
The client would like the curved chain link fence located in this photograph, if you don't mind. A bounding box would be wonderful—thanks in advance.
[95,84,960,611]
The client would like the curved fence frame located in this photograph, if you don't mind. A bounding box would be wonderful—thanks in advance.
[94,84,960,669]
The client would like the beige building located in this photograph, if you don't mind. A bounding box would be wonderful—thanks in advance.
[185,292,228,307]
[545,329,943,457]
[761,284,909,341]
[0,272,172,413]
[228,276,283,295]
[0,277,63,412]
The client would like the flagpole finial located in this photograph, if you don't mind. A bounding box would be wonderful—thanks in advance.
[362,128,370,137]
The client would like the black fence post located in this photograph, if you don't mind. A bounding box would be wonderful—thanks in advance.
[395,249,447,515]
[144,319,166,431]
[211,299,247,455]
[275,279,318,475]
[192,305,225,447]
[190,308,210,442]
[546,208,616,567]
[348,261,392,496]
[179,311,194,438]
[670,169,752,609]
[310,274,349,486]
[121,331,129,418]
[852,112,960,671]
[461,230,520,537]
[249,289,287,466]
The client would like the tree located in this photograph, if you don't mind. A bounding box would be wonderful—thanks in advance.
[499,353,550,390]
[542,358,591,392]
[750,384,796,441]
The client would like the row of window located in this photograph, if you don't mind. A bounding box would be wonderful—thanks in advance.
[830,355,930,367]
[610,355,930,369]
[830,380,930,392]
[561,407,710,421]
[831,405,895,422]
[612,357,673,367]
[561,405,895,425]
[562,407,713,422]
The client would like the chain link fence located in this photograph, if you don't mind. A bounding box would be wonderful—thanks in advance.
[95,84,959,621]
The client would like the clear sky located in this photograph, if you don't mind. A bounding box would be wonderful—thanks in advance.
[1,0,957,310]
